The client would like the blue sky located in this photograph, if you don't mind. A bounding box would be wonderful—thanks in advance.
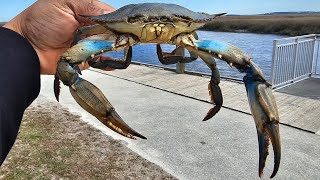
[1,0,320,21]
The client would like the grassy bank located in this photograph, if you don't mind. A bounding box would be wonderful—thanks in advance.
[202,14,320,36]
[0,96,177,180]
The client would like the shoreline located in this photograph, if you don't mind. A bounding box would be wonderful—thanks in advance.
[202,14,320,36]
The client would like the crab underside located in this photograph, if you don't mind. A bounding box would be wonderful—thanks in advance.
[54,3,281,178]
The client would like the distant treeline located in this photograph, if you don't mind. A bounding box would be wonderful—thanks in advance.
[201,14,320,36]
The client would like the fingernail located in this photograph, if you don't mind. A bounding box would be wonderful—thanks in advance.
[103,10,112,14]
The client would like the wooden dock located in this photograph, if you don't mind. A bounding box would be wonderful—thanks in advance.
[91,63,320,134]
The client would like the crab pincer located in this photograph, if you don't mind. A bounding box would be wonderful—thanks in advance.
[69,77,146,140]
[55,36,145,140]
[244,63,281,178]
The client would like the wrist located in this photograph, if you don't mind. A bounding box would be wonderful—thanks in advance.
[4,17,56,75]
[4,17,24,38]
[3,16,52,74]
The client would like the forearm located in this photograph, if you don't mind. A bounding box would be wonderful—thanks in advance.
[0,27,40,165]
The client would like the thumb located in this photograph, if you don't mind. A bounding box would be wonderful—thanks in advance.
[67,0,115,25]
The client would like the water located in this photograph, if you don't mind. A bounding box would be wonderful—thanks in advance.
[108,31,286,80]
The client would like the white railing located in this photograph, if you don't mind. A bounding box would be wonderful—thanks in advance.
[271,34,320,89]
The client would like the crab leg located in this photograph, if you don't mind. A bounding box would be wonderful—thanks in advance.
[88,46,132,69]
[157,45,198,64]
[157,32,199,65]
[186,40,281,178]
[55,35,146,140]
[189,50,223,121]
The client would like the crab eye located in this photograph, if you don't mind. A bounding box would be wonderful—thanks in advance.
[160,17,173,22]
[173,14,192,22]
[128,15,147,23]
[148,16,160,22]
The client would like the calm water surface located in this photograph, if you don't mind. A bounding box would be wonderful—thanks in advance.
[109,31,286,80]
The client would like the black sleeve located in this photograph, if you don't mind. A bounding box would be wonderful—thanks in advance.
[0,27,40,165]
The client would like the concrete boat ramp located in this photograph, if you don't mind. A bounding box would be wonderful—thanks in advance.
[40,64,320,179]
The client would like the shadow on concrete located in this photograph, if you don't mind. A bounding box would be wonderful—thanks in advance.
[276,78,320,100]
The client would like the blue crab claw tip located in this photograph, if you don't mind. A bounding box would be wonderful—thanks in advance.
[69,78,147,140]
[54,75,60,102]
[257,122,281,178]
[202,107,220,121]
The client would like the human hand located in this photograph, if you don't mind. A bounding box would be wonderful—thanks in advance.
[4,0,115,75]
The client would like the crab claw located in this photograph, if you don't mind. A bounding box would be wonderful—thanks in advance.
[203,66,223,121]
[54,75,61,102]
[244,63,281,178]
[69,77,146,140]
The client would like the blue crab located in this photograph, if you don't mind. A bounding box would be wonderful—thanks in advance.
[55,3,281,178]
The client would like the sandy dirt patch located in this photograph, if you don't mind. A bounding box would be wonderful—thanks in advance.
[0,96,177,180]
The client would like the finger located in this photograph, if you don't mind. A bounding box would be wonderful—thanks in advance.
[94,1,115,14]
[70,0,115,15]
[68,0,115,25]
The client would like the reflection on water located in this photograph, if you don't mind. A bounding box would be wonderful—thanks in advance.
[107,31,286,80]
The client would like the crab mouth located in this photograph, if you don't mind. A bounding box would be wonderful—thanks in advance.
[140,23,176,42]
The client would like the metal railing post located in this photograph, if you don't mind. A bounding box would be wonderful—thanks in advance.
[310,35,317,76]
[315,37,320,75]
[175,47,185,74]
[292,39,299,82]
[271,39,277,87]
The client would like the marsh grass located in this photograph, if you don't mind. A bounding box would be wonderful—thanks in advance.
[202,14,320,36]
